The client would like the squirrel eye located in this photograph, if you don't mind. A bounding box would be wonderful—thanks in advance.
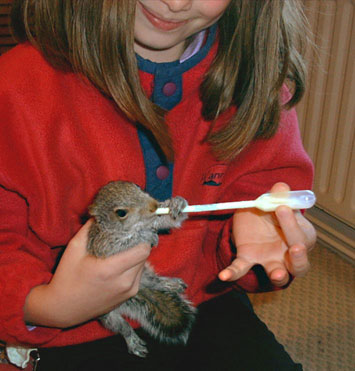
[115,209,128,218]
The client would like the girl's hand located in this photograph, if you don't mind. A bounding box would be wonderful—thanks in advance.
[218,183,316,287]
[24,220,151,328]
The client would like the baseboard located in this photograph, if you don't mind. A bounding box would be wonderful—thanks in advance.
[305,206,355,264]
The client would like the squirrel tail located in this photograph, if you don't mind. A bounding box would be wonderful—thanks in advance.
[119,288,197,345]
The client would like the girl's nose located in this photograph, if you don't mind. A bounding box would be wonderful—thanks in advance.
[161,0,192,12]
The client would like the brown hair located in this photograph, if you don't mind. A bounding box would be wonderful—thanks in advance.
[11,0,308,161]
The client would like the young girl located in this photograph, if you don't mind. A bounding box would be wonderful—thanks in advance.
[0,0,316,369]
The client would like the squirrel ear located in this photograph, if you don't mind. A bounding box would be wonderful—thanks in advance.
[88,207,103,225]
[88,204,95,216]
[88,204,101,221]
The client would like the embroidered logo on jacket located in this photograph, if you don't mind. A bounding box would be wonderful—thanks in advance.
[201,164,227,186]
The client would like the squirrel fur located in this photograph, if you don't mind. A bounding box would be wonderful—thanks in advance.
[87,181,196,357]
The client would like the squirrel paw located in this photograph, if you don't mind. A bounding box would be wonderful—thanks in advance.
[126,334,149,358]
[168,196,188,220]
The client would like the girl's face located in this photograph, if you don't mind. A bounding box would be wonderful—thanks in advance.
[134,0,232,62]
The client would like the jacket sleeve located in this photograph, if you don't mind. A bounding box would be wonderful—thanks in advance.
[0,185,62,346]
[0,53,62,345]
[216,104,314,293]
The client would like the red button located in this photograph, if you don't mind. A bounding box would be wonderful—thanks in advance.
[162,82,177,97]
[156,165,170,180]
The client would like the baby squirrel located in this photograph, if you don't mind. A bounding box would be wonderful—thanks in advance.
[87,181,196,357]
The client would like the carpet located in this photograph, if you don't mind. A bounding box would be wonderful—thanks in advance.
[249,243,354,370]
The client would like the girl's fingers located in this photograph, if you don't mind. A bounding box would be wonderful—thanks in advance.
[263,261,289,287]
[275,205,313,277]
[275,206,306,247]
[65,219,93,255]
[270,182,290,193]
[107,243,151,271]
[287,244,310,277]
[71,219,151,270]
[218,257,253,282]
[295,211,317,251]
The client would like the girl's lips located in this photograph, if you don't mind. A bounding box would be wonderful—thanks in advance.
[139,3,188,31]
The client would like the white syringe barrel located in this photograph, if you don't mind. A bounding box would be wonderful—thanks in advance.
[255,190,316,212]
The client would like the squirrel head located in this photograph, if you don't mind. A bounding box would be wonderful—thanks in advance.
[89,181,159,230]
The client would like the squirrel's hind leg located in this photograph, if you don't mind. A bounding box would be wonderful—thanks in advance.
[141,263,187,294]
[100,309,148,358]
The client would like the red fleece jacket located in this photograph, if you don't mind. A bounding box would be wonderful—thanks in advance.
[0,43,313,348]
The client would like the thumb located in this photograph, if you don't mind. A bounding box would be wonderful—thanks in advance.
[219,257,253,282]
[61,219,94,259]
[106,243,152,272]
